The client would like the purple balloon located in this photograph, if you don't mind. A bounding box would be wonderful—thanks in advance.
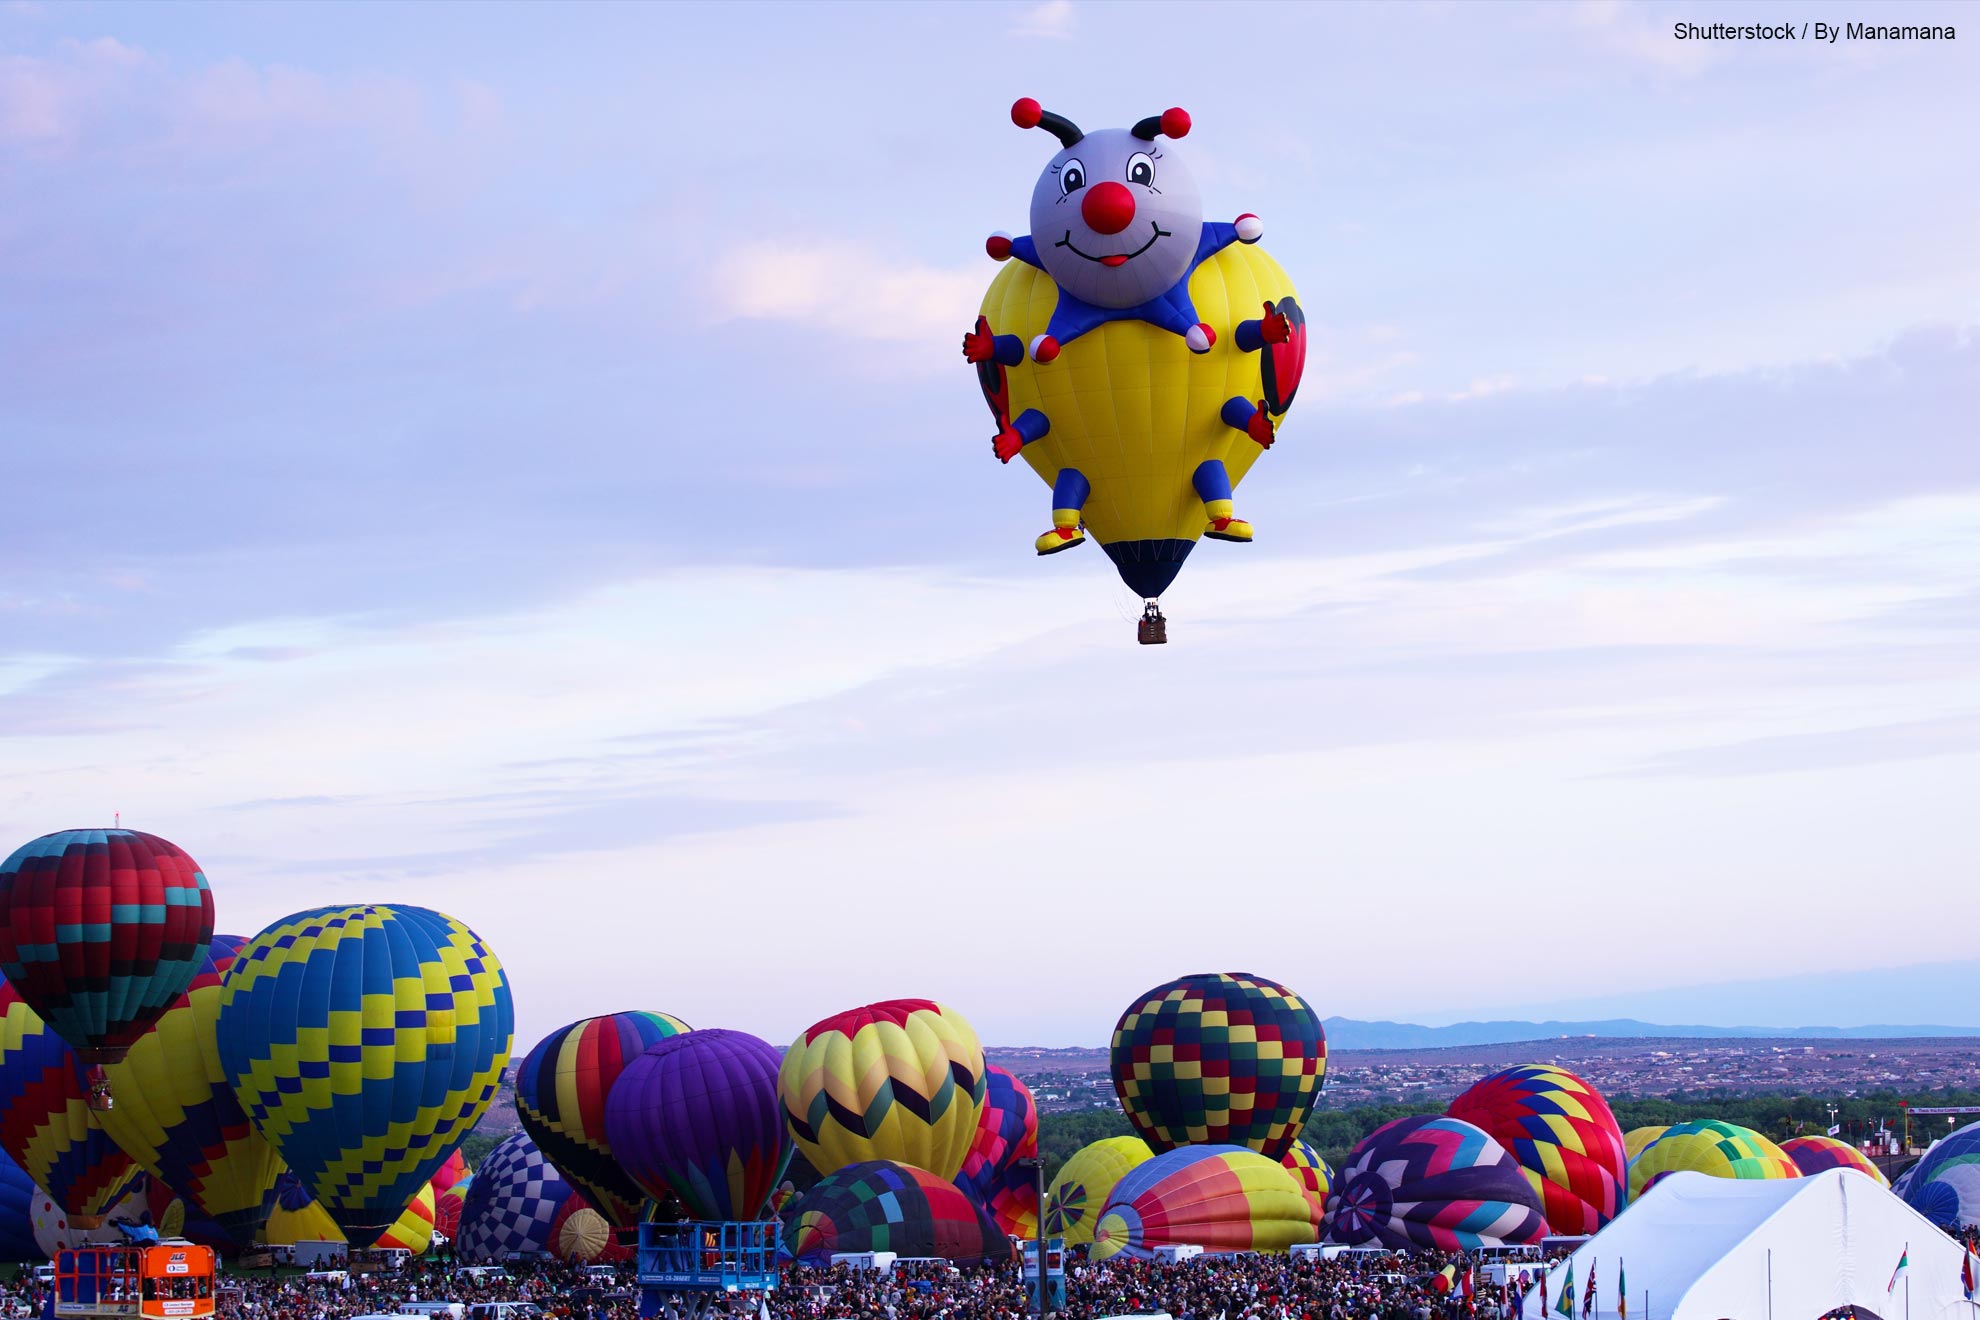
[603,1029,792,1221]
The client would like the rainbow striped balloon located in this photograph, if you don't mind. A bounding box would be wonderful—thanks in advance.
[1627,1120,1799,1200]
[0,980,139,1219]
[1092,1145,1321,1261]
[1781,1135,1888,1187]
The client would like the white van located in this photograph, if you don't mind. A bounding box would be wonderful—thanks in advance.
[466,1305,544,1320]
[401,1304,465,1320]
[828,1252,897,1274]
[1151,1244,1203,1264]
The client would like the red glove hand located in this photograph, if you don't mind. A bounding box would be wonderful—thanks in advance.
[1247,401,1275,448]
[993,426,1024,463]
[1259,302,1291,345]
[962,327,996,363]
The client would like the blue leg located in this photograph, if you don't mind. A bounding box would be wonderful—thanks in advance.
[1194,459,1253,543]
[1038,467,1090,556]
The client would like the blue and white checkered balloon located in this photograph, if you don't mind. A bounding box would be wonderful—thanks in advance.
[456,1133,574,1263]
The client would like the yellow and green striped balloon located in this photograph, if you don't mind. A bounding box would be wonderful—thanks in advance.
[217,905,513,1246]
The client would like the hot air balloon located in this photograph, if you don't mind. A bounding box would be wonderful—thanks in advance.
[1779,1135,1887,1186]
[264,1179,439,1256]
[0,981,140,1223]
[30,1175,151,1257]
[216,905,513,1247]
[1446,1064,1629,1234]
[955,1065,1038,1238]
[549,1197,629,1263]
[0,1149,41,1262]
[516,1011,690,1228]
[455,1133,573,1265]
[1090,1145,1320,1262]
[0,829,216,1108]
[604,1028,790,1222]
[1622,1126,1667,1162]
[970,100,1308,640]
[1625,1121,1798,1200]
[142,1178,234,1254]
[782,1162,1011,1267]
[435,1179,469,1241]
[1045,1136,1152,1247]
[376,1182,437,1255]
[1110,972,1326,1162]
[1282,1139,1332,1216]
[429,1149,470,1199]
[97,935,284,1248]
[779,1000,986,1182]
[1327,1116,1547,1252]
[1898,1125,1980,1229]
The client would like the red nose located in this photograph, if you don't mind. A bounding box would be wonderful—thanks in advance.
[1081,181,1136,235]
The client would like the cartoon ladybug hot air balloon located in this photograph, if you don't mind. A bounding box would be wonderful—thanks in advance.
[0,829,216,1110]
[969,98,1309,643]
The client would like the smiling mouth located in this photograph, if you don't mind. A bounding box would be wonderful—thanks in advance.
[1057,221,1169,267]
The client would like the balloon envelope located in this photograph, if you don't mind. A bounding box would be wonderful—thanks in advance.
[99,935,284,1246]
[1898,1125,1980,1229]
[0,1148,40,1262]
[1110,972,1326,1162]
[779,1000,986,1181]
[455,1132,573,1264]
[1626,1121,1798,1200]
[1046,1136,1152,1247]
[1282,1139,1333,1216]
[1446,1064,1628,1233]
[0,829,215,1065]
[1327,1115,1547,1252]
[604,1028,791,1222]
[1090,1145,1320,1262]
[1622,1126,1667,1162]
[516,1010,690,1228]
[0,981,140,1219]
[783,1161,1009,1267]
[216,905,513,1246]
[1780,1136,1887,1187]
[956,1065,1038,1238]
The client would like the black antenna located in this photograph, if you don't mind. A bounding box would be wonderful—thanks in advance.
[1011,98,1083,149]
[1132,108,1192,142]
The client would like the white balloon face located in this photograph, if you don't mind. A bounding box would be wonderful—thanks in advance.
[1028,127,1203,310]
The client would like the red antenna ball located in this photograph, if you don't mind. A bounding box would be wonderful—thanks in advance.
[1160,107,1191,139]
[1012,98,1044,129]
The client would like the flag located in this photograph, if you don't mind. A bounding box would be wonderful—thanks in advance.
[1556,1263,1575,1318]
[1464,1265,1477,1315]
[1583,1260,1598,1319]
[1829,1124,1842,1136]
[1960,1252,1974,1301]
[1888,1245,1910,1293]
[1617,1260,1627,1320]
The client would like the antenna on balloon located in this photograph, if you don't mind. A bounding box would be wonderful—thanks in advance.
[114,812,120,829]
[1010,98,1083,148]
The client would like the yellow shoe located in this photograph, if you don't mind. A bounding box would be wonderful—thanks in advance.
[1036,526,1086,554]
[1205,516,1253,543]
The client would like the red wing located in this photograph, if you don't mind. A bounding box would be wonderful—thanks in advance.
[1261,297,1307,417]
[974,315,1013,425]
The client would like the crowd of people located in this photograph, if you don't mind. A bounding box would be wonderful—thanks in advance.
[3,1251,1541,1320]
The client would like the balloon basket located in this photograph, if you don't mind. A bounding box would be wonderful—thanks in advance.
[1137,600,1168,645]
[85,1067,114,1112]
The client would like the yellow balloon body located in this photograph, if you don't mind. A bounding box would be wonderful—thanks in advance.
[1090,1145,1320,1261]
[264,1180,436,1254]
[1045,1135,1152,1247]
[978,244,1298,584]
[778,1000,986,1182]
[1622,1126,1668,1162]
[100,938,283,1244]
[1627,1120,1799,1200]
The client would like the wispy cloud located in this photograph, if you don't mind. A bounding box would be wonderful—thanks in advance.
[1013,0,1076,40]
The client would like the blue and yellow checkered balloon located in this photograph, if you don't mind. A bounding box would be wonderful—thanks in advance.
[216,905,513,1246]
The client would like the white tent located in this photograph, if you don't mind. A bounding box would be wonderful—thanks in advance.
[1517,1169,1979,1320]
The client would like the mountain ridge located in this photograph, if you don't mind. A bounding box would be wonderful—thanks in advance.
[1320,1016,1980,1049]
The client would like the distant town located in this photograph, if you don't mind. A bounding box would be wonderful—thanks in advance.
[988,1036,1980,1112]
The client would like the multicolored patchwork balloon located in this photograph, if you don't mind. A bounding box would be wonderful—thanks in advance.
[1282,1138,1333,1216]
[1446,1064,1628,1233]
[1090,1145,1321,1262]
[604,1028,791,1221]
[1327,1115,1547,1252]
[782,1161,1010,1266]
[779,1000,986,1181]
[516,1010,690,1228]
[98,935,285,1246]
[1110,972,1326,1162]
[1780,1135,1887,1187]
[376,1181,437,1255]
[1898,1124,1980,1229]
[216,905,513,1246]
[0,829,215,1066]
[456,1132,574,1264]
[1626,1121,1798,1200]
[956,1065,1038,1238]
[1046,1136,1152,1246]
[0,980,140,1220]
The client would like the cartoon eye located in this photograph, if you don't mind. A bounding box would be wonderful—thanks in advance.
[1126,152,1155,187]
[1058,158,1086,195]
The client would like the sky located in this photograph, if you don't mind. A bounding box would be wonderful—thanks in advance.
[2,0,1977,1053]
